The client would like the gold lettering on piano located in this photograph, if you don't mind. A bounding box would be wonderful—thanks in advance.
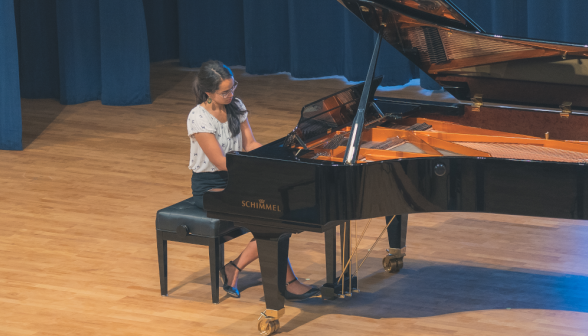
[241,199,281,212]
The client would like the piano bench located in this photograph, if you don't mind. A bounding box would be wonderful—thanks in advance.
[155,198,248,304]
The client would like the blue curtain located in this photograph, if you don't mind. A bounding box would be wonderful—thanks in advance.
[55,0,101,104]
[177,0,246,67]
[17,0,60,100]
[4,0,588,151]
[99,0,151,105]
[16,0,150,106]
[143,0,178,62]
[239,0,415,85]
[451,0,588,44]
[0,0,22,150]
[526,0,588,44]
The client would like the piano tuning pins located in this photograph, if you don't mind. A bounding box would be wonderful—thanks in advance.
[545,132,549,140]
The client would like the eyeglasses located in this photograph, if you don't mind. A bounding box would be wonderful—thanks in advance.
[218,81,238,98]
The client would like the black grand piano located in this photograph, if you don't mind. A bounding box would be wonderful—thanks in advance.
[205,0,588,333]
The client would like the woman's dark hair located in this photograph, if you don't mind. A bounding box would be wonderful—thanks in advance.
[192,60,246,138]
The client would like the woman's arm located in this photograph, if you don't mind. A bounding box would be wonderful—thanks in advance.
[241,118,262,152]
[191,133,227,171]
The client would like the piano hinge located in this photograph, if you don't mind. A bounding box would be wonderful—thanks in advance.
[471,94,483,112]
[560,102,572,118]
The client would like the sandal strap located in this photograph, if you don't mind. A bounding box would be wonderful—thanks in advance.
[286,277,298,286]
[229,260,242,272]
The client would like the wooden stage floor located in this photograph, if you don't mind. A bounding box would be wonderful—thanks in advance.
[1,61,588,336]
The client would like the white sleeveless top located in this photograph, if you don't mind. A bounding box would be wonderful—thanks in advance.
[187,99,248,173]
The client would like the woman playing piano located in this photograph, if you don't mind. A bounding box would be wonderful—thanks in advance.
[187,60,320,300]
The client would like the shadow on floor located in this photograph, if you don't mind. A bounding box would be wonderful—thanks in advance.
[276,259,588,332]
[175,257,588,329]
[20,98,66,149]
[150,60,195,101]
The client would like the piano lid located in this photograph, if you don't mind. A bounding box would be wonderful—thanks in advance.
[339,0,588,112]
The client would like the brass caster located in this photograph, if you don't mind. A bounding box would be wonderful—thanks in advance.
[383,255,403,273]
[258,313,280,335]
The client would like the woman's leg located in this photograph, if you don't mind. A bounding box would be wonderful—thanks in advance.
[224,239,258,287]
[225,240,315,295]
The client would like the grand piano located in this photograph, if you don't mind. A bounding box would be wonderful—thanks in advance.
[205,0,588,334]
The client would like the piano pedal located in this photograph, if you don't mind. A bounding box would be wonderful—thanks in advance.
[321,276,358,299]
[320,283,338,300]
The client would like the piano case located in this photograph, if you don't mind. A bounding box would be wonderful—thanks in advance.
[204,1,588,333]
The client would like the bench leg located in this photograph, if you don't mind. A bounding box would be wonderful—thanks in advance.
[209,238,221,304]
[156,231,168,296]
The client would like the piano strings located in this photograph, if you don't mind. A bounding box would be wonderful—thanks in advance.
[299,118,588,163]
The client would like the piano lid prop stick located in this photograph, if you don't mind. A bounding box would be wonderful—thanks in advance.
[343,26,384,165]
[341,221,346,297]
[354,220,358,293]
[337,218,373,285]
[347,222,353,296]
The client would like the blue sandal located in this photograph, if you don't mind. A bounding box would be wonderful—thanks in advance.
[219,260,241,298]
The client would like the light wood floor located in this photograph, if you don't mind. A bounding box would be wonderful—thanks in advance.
[2,61,588,336]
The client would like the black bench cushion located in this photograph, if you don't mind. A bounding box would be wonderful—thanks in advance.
[156,198,238,238]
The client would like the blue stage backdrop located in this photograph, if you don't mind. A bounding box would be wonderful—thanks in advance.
[1,0,22,150]
[15,0,151,106]
[3,0,588,150]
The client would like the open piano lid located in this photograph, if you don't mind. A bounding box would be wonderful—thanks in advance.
[339,0,588,113]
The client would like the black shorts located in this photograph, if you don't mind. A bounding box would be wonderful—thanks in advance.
[191,171,228,209]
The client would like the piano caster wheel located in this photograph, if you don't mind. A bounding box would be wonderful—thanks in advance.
[383,255,403,273]
[258,316,280,335]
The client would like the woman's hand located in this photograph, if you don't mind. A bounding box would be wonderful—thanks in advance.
[240,118,262,152]
[191,133,228,171]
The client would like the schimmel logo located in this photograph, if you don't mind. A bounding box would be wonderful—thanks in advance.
[242,199,281,212]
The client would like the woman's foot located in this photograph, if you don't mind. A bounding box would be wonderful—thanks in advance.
[220,260,241,298]
[284,278,320,301]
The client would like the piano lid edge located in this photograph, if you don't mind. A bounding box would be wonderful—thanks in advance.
[338,0,588,111]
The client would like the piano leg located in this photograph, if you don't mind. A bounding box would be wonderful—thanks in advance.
[339,221,356,295]
[251,230,291,335]
[321,221,357,300]
[320,227,338,300]
[383,215,407,273]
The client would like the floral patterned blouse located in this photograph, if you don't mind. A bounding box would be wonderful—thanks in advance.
[187,98,248,173]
